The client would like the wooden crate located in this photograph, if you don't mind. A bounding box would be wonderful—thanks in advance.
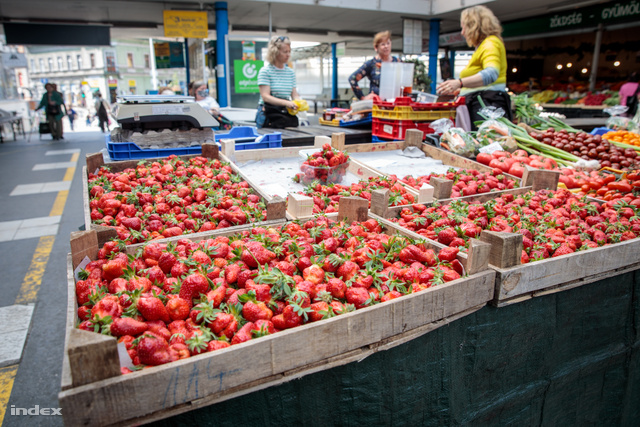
[82,143,287,244]
[59,198,495,427]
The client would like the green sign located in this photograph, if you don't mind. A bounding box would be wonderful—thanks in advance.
[503,0,640,38]
[233,60,263,93]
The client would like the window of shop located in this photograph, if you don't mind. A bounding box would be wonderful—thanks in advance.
[67,55,73,70]
[48,58,53,71]
[77,54,82,69]
[57,56,63,70]
[127,53,134,68]
[144,54,150,68]
[39,58,45,71]
[90,53,96,68]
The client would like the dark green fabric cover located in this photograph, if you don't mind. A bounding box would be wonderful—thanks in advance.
[154,270,640,426]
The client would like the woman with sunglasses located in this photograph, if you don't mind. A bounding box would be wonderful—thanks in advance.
[349,31,399,100]
[256,35,301,128]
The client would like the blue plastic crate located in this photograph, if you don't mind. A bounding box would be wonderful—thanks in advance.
[106,128,282,160]
[339,116,372,128]
[590,127,613,136]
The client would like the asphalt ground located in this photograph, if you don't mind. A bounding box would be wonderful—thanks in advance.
[0,122,106,426]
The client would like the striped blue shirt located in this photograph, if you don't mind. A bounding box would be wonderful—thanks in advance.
[258,64,296,104]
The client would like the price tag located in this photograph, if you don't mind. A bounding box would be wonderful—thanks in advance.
[479,142,504,154]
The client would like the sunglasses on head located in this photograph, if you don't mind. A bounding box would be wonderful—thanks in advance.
[277,36,289,43]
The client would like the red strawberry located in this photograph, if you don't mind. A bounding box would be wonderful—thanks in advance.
[241,298,273,323]
[179,273,210,306]
[207,340,231,352]
[552,244,575,257]
[158,252,177,274]
[336,261,359,281]
[110,317,148,337]
[137,296,170,323]
[346,287,369,309]
[165,297,190,321]
[102,257,127,281]
[437,228,457,245]
[92,295,122,320]
[136,334,178,366]
[438,247,459,262]
[326,278,347,299]
[231,322,256,345]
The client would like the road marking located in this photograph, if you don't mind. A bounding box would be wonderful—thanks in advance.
[10,181,71,196]
[0,365,18,425]
[0,217,61,243]
[0,305,34,367]
[32,161,76,171]
[14,235,55,304]
[46,149,81,156]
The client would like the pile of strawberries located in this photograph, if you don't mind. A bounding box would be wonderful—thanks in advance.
[87,155,266,244]
[301,175,415,214]
[400,168,517,198]
[293,144,350,185]
[390,188,639,263]
[76,217,463,370]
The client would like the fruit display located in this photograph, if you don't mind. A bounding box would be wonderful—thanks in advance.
[400,168,518,198]
[75,216,466,370]
[300,175,415,213]
[529,129,640,171]
[389,188,639,264]
[475,149,559,177]
[602,130,640,148]
[87,155,268,244]
[293,144,350,185]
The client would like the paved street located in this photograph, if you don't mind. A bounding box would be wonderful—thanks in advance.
[0,122,106,426]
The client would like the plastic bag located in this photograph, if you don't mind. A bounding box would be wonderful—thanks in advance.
[475,107,517,152]
[604,105,639,132]
[433,118,478,157]
[287,99,309,116]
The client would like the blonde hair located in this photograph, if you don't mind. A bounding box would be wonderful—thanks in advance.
[461,5,502,48]
[266,35,291,64]
[373,31,391,49]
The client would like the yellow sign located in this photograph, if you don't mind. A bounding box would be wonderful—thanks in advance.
[128,80,136,87]
[163,10,208,38]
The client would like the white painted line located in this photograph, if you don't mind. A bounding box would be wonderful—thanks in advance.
[12,224,59,241]
[0,304,34,367]
[10,181,71,196]
[21,216,61,228]
[32,161,77,171]
[42,181,72,192]
[0,216,61,242]
[46,149,81,156]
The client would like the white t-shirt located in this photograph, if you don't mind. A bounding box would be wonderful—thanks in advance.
[196,97,220,112]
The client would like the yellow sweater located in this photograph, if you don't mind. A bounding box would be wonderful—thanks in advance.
[460,35,507,95]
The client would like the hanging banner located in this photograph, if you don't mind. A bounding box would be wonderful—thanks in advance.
[233,60,264,93]
[163,10,208,38]
[154,42,185,69]
[242,41,256,60]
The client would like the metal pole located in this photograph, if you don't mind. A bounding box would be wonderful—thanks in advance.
[331,43,338,101]
[449,49,455,78]
[268,3,272,40]
[215,1,229,107]
[589,24,603,92]
[184,38,190,90]
[428,19,440,94]
[149,38,158,90]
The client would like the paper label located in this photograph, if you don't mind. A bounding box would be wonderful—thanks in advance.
[151,105,187,115]
[383,124,393,135]
[479,142,504,154]
[73,256,92,282]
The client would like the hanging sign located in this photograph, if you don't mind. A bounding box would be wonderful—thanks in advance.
[163,10,208,38]
[233,60,264,93]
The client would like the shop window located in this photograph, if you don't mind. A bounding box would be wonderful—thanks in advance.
[90,53,96,68]
[77,54,83,69]
[144,54,150,68]
[48,58,53,71]
[127,53,134,68]
[57,56,63,70]
[67,55,73,70]
[39,58,45,71]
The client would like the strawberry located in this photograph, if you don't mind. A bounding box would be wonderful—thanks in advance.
[136,334,179,366]
[231,322,256,345]
[239,292,274,323]
[157,252,177,274]
[137,296,170,323]
[111,317,148,337]
[326,278,347,299]
[166,297,190,321]
[179,273,210,306]
[102,257,127,281]
[437,228,458,245]
[92,295,122,320]
[336,261,359,281]
[253,320,276,336]
[346,287,370,309]
[552,244,575,257]
[438,247,459,263]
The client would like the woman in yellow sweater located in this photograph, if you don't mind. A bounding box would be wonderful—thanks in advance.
[437,5,512,129]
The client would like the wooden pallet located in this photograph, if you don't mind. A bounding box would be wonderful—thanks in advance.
[59,197,495,427]
[82,143,287,245]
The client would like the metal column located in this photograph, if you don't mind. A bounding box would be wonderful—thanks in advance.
[428,19,440,94]
[589,24,603,93]
[215,1,229,107]
[332,43,338,101]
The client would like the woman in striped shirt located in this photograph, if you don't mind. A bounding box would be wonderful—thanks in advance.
[256,35,301,128]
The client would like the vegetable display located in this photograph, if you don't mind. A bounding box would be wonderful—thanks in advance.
[76,216,465,370]
[475,149,559,177]
[529,129,640,170]
[87,156,267,244]
[390,188,639,264]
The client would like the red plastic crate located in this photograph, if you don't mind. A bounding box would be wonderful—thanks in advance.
[373,96,465,111]
[372,118,436,140]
